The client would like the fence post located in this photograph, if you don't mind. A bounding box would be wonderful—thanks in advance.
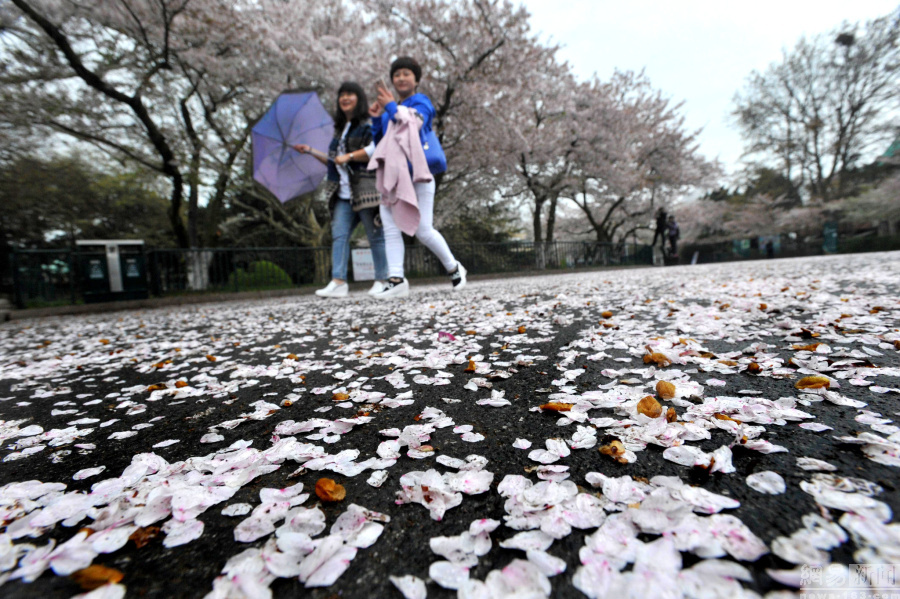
[68,248,77,305]
[233,249,239,293]
[149,250,160,296]
[10,251,24,309]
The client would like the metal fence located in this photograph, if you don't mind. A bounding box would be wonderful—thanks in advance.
[681,233,900,265]
[8,241,652,308]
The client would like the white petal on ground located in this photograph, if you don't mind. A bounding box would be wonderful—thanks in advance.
[799,422,833,432]
[151,439,180,448]
[390,574,427,599]
[429,560,470,590]
[796,457,838,471]
[89,526,137,553]
[71,584,127,599]
[499,530,555,552]
[746,471,787,494]
[525,549,567,576]
[662,445,712,468]
[302,542,358,588]
[162,518,205,548]
[222,503,253,517]
[47,532,97,575]
[72,466,106,480]
[367,470,388,487]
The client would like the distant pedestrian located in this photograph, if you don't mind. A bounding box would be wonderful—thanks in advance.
[652,208,668,249]
[765,239,775,259]
[368,56,467,299]
[293,81,387,298]
[667,215,680,256]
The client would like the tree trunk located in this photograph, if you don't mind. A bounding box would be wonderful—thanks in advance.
[187,174,200,249]
[532,198,545,269]
[545,194,558,244]
[532,198,545,244]
[168,183,189,248]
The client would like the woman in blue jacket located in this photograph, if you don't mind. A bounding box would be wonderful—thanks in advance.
[294,81,387,298]
[368,56,467,299]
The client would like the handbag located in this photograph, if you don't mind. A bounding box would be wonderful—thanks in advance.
[422,128,447,174]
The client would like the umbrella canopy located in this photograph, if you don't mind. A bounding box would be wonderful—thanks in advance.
[252,91,334,203]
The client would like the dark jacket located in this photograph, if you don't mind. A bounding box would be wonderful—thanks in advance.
[656,211,668,232]
[667,221,680,240]
[323,121,379,212]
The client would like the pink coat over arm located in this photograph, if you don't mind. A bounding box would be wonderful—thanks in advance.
[367,106,433,236]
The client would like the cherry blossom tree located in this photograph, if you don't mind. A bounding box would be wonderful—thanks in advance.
[497,66,579,247]
[1,0,377,248]
[564,71,717,245]
[369,0,559,230]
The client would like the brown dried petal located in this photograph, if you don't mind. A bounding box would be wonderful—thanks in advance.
[795,375,831,390]
[792,343,821,351]
[539,402,573,412]
[636,395,662,418]
[655,381,676,400]
[713,413,742,424]
[70,565,124,590]
[599,440,628,463]
[643,352,672,367]
[315,478,346,502]
[129,526,161,548]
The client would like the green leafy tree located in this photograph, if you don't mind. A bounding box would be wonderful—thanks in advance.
[0,155,174,248]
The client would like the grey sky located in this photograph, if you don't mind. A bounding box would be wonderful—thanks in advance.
[520,0,898,182]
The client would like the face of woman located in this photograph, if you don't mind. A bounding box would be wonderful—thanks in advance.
[391,68,417,98]
[338,91,358,116]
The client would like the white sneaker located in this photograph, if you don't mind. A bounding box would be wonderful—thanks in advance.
[368,281,385,296]
[449,263,467,291]
[374,278,409,299]
[315,280,348,298]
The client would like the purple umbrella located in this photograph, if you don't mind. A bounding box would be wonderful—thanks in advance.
[252,91,334,203]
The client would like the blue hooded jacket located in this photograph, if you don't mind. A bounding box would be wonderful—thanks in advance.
[372,93,446,174]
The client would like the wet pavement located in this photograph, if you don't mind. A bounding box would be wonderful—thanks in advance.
[0,252,899,598]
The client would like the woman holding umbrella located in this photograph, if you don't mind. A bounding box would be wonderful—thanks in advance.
[367,56,467,299]
[294,82,387,297]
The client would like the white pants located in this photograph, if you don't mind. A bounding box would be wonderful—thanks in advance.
[380,180,457,279]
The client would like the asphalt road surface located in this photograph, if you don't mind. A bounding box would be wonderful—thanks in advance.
[0,252,899,599]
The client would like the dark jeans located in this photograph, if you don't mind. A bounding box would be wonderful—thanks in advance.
[652,228,666,247]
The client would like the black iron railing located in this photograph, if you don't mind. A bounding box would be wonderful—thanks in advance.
[7,241,652,309]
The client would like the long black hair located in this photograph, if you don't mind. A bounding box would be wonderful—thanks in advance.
[333,81,369,134]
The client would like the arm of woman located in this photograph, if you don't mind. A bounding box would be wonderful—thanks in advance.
[402,94,435,131]
[292,144,330,164]
[351,142,376,162]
